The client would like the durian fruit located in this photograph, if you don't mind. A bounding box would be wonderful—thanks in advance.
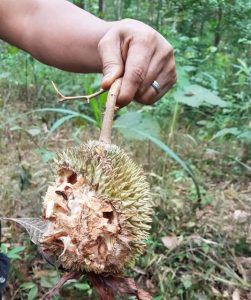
[40,79,152,274]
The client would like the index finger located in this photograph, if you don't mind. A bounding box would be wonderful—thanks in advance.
[117,40,155,107]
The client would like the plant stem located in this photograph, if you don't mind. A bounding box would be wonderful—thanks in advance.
[99,78,122,144]
[51,81,105,102]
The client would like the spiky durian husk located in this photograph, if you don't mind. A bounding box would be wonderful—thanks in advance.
[40,140,152,274]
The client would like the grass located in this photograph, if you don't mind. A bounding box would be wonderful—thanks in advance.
[0,80,251,300]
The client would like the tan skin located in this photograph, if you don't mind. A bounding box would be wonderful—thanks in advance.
[0,0,176,107]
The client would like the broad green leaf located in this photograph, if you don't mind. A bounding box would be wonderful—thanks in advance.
[0,244,8,254]
[114,112,160,140]
[28,286,38,300]
[212,127,240,140]
[7,246,25,257]
[73,282,91,291]
[10,125,22,131]
[238,131,251,142]
[20,282,36,290]
[176,66,191,88]
[40,274,59,288]
[174,85,228,108]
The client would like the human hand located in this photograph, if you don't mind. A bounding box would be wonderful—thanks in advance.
[98,19,176,107]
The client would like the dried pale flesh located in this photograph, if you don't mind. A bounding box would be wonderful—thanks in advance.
[40,141,152,274]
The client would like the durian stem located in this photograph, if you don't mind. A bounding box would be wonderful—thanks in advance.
[99,78,122,144]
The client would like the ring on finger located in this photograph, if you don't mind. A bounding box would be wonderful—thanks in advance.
[151,80,161,94]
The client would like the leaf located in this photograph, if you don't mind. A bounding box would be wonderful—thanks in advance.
[32,108,96,127]
[21,282,36,290]
[28,286,38,300]
[27,128,41,136]
[32,108,80,115]
[3,218,49,245]
[181,275,192,289]
[114,111,160,140]
[161,236,180,250]
[232,289,240,300]
[238,131,251,142]
[40,275,60,289]
[7,246,25,258]
[10,125,22,131]
[212,127,240,140]
[174,84,228,108]
[73,282,91,291]
[47,114,77,136]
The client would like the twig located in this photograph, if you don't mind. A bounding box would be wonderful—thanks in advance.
[41,271,80,300]
[51,81,105,103]
[53,78,122,144]
[99,78,122,144]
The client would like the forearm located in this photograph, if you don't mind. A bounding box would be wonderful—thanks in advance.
[0,0,111,73]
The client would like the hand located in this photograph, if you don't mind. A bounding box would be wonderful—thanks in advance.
[98,19,177,107]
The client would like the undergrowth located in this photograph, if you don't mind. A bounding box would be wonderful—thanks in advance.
[0,81,250,300]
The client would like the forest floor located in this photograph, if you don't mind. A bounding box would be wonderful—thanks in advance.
[1,87,251,300]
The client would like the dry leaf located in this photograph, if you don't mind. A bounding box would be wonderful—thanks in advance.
[3,218,50,245]
[161,235,180,250]
[232,289,240,300]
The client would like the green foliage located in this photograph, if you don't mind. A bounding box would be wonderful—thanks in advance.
[20,282,38,300]
[0,0,250,299]
[1,244,25,260]
[174,84,228,108]
[115,111,161,140]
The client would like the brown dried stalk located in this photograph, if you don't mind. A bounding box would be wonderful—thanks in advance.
[51,81,105,103]
[99,78,122,144]
[52,78,122,144]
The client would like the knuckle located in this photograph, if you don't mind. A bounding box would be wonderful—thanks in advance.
[163,45,175,60]
[135,93,155,105]
[129,65,145,85]
[168,45,174,56]
[118,90,133,104]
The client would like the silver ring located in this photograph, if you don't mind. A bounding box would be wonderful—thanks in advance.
[151,80,161,94]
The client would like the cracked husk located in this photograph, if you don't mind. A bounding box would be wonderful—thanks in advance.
[40,140,152,274]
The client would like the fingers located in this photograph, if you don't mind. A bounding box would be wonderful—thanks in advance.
[98,31,124,90]
[117,40,155,107]
[135,44,177,105]
[98,19,177,107]
[136,67,177,105]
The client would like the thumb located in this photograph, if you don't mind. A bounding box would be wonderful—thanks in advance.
[98,33,124,90]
